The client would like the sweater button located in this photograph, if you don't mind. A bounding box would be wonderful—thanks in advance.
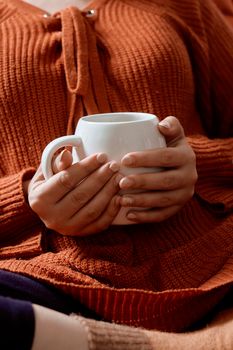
[85,9,96,18]
[42,13,50,18]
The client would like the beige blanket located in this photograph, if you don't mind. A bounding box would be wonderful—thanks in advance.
[73,307,233,350]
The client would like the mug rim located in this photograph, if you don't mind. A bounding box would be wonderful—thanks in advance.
[80,112,157,124]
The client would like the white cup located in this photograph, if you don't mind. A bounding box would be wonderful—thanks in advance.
[41,112,166,225]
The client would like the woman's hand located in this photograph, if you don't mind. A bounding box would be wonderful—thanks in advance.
[27,151,122,236]
[119,116,198,223]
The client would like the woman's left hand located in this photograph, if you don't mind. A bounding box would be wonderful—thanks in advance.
[119,116,198,223]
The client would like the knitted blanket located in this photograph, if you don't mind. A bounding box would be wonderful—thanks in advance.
[73,306,233,350]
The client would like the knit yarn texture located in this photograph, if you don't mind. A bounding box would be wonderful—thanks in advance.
[0,0,233,331]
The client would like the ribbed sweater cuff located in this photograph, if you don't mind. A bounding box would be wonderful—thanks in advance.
[77,317,151,350]
[0,168,41,240]
[73,306,233,350]
[187,135,233,211]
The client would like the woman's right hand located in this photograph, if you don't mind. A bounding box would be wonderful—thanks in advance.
[27,150,122,236]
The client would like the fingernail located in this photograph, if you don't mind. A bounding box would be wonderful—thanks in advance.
[121,196,133,206]
[119,177,134,188]
[58,149,71,169]
[109,161,120,172]
[122,155,134,166]
[59,149,69,162]
[159,119,171,129]
[127,212,137,220]
[97,153,108,164]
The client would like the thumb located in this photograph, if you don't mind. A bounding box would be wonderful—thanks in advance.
[158,116,185,145]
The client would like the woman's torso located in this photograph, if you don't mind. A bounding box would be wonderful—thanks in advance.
[0,0,204,175]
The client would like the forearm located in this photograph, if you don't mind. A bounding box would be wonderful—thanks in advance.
[32,304,88,350]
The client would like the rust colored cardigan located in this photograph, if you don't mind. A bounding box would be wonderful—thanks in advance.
[0,0,233,331]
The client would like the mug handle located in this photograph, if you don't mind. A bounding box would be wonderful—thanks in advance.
[41,135,82,180]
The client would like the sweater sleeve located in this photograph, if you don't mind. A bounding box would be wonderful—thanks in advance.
[169,0,233,137]
[213,0,233,29]
[191,0,233,212]
[165,0,233,137]
[187,136,233,212]
[166,0,233,212]
[177,0,233,212]
[200,0,233,137]
[0,168,43,242]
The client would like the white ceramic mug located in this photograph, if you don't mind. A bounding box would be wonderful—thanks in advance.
[41,112,166,225]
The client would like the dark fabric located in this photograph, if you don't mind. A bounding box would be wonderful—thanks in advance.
[0,295,34,350]
[0,269,76,314]
[0,269,99,319]
[0,269,100,350]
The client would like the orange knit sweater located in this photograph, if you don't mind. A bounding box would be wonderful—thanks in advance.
[0,0,233,331]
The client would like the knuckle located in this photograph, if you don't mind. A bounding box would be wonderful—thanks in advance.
[135,196,147,207]
[187,169,198,186]
[99,163,114,180]
[180,187,195,204]
[28,195,39,210]
[161,149,173,166]
[193,169,198,183]
[169,115,179,125]
[81,159,102,176]
[58,171,75,190]
[85,207,99,220]
[135,176,146,189]
[184,145,196,164]
[81,162,93,174]
[160,196,172,206]
[28,194,45,214]
[189,147,196,163]
[188,186,195,199]
[70,191,87,207]
[162,175,175,189]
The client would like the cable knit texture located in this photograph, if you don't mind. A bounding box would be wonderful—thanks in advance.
[0,0,233,331]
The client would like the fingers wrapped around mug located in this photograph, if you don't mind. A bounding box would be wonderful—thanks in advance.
[28,154,123,236]
[119,116,198,223]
